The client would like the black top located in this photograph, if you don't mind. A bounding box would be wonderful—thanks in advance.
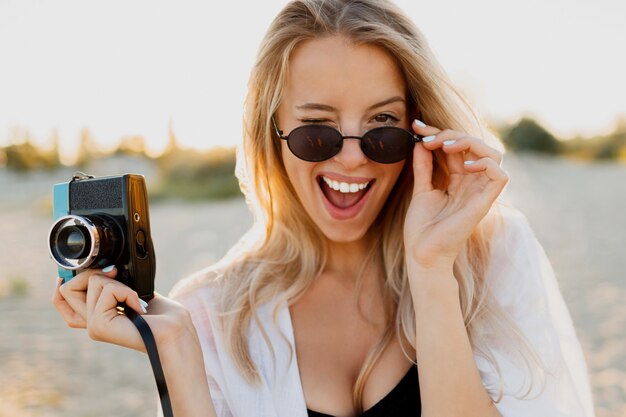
[306,366,421,417]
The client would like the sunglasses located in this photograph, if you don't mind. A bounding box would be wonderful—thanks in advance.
[272,118,423,164]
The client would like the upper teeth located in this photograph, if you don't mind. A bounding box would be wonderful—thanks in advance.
[322,176,370,193]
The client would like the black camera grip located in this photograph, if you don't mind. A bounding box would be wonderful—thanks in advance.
[124,305,174,417]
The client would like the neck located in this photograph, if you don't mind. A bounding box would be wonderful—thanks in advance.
[324,233,381,282]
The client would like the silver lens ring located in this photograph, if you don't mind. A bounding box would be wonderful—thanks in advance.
[48,215,101,270]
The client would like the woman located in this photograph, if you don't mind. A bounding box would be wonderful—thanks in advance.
[52,1,595,416]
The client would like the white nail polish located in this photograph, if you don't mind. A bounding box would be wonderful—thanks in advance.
[414,119,427,128]
[102,265,114,273]
[139,299,149,309]
[443,140,456,146]
[464,160,476,165]
[422,135,436,143]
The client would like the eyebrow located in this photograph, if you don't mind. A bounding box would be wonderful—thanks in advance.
[295,96,406,112]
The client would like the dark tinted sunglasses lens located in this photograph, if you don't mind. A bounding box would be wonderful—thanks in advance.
[287,125,342,162]
[362,127,414,163]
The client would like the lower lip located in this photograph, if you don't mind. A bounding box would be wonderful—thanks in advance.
[319,183,373,220]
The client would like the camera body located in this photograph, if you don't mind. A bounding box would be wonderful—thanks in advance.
[48,173,155,301]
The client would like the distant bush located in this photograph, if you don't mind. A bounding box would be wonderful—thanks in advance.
[151,147,241,200]
[4,141,60,171]
[0,275,30,298]
[501,118,560,154]
[560,129,626,161]
[9,275,29,297]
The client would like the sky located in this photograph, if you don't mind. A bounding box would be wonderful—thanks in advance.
[0,0,624,160]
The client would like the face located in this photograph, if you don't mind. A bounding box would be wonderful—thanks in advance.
[276,35,410,244]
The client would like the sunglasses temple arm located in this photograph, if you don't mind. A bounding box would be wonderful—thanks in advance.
[414,134,424,143]
[271,117,286,139]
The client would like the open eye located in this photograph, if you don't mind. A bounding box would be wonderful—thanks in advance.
[372,113,399,125]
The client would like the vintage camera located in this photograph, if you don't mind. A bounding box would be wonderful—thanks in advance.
[48,173,155,301]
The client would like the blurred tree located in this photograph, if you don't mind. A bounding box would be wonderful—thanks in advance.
[4,127,39,171]
[5,141,38,171]
[595,141,619,159]
[614,114,626,134]
[152,146,241,200]
[598,117,626,160]
[558,117,626,160]
[164,117,181,156]
[501,117,560,154]
[41,128,62,170]
[117,135,146,156]
[75,128,95,169]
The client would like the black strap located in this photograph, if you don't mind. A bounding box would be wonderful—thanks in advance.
[125,305,174,417]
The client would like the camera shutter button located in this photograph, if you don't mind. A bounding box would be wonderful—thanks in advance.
[135,229,147,258]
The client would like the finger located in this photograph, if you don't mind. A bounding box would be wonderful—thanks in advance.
[88,281,147,348]
[418,128,465,149]
[412,119,441,137]
[52,277,87,328]
[85,273,117,321]
[451,158,510,228]
[463,157,510,200]
[87,282,146,350]
[417,127,468,174]
[89,278,146,319]
[85,266,118,313]
[440,135,503,165]
[60,265,118,320]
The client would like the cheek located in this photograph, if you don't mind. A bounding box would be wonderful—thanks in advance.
[385,161,406,186]
[376,161,408,204]
[281,141,298,185]
[281,141,315,196]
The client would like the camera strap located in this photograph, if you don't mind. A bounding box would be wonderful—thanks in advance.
[125,306,174,417]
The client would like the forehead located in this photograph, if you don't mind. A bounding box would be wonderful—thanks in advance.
[284,36,406,110]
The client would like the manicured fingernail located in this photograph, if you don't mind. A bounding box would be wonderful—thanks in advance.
[414,119,427,128]
[139,299,148,313]
[422,135,436,143]
[102,265,115,273]
[464,160,476,165]
[443,140,456,146]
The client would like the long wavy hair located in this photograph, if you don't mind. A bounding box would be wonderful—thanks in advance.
[173,0,549,412]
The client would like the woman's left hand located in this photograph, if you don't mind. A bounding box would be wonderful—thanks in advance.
[404,120,509,277]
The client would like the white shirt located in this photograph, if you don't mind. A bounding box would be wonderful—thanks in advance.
[169,204,595,417]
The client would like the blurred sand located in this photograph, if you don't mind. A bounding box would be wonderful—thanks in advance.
[0,153,623,416]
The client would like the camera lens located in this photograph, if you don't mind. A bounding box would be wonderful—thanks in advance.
[56,225,90,259]
[48,214,125,271]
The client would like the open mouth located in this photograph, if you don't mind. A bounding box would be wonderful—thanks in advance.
[317,175,374,210]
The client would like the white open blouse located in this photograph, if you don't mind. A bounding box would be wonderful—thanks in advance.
[167,203,596,417]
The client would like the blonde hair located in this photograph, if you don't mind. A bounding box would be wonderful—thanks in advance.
[174,0,549,411]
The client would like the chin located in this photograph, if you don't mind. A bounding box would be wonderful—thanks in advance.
[318,222,371,244]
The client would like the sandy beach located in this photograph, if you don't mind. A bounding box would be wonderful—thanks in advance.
[0,153,623,417]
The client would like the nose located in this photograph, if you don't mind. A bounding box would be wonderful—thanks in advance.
[333,136,368,169]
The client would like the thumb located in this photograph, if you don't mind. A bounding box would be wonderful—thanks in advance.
[411,120,436,195]
[100,264,118,278]
[412,143,433,195]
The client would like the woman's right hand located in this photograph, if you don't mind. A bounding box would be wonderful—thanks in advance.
[52,266,194,353]
[53,267,218,416]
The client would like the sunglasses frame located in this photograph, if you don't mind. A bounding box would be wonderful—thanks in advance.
[272,117,423,164]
